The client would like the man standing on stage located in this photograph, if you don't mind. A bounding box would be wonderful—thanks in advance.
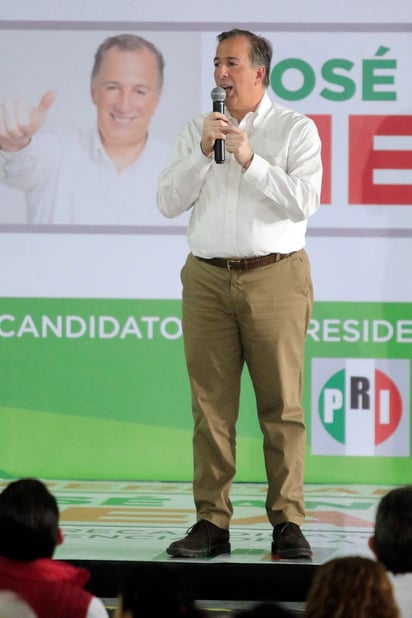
[157,28,322,559]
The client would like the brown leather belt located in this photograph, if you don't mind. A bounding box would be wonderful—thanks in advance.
[197,252,292,271]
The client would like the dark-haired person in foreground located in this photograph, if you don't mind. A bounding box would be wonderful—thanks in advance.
[157,28,322,559]
[114,563,206,618]
[369,485,412,618]
[0,478,108,618]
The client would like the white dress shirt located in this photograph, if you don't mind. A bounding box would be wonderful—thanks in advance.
[0,127,171,225]
[157,92,322,257]
[389,572,412,618]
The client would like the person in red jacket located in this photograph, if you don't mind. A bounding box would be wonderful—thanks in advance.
[0,478,108,618]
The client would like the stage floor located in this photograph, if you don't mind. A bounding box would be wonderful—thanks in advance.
[0,479,394,617]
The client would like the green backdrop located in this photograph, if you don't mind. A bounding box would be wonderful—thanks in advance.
[0,298,410,483]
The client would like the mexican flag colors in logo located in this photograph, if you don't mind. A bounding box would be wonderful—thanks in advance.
[311,358,410,457]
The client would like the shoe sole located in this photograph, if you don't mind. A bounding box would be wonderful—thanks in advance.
[271,543,312,559]
[167,542,231,558]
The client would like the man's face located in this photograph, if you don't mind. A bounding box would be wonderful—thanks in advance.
[213,36,265,117]
[91,46,161,148]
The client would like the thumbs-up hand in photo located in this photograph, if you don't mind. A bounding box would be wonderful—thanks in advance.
[0,90,57,152]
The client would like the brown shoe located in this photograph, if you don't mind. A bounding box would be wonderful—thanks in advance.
[167,519,230,558]
[271,522,312,559]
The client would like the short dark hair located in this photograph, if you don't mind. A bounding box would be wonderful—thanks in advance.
[217,29,272,88]
[0,478,59,560]
[373,485,412,574]
[91,33,165,90]
[118,563,204,618]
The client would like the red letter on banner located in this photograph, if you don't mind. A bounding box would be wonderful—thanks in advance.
[307,114,331,205]
[349,115,412,204]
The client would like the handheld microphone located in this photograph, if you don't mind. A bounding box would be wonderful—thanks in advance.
[210,86,226,164]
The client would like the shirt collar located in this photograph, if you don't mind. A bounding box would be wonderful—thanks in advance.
[226,91,271,131]
[89,128,153,168]
[90,128,107,161]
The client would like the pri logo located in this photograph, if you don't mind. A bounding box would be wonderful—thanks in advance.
[311,358,410,456]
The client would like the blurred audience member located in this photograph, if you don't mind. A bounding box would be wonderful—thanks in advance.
[304,556,399,618]
[114,563,205,618]
[0,478,108,618]
[369,485,412,618]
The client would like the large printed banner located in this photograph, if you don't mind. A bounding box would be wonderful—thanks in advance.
[0,299,410,484]
[0,3,411,483]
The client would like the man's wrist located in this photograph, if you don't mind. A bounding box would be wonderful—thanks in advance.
[242,153,254,171]
[200,142,213,159]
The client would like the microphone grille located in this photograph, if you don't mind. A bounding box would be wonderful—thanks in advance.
[210,86,226,102]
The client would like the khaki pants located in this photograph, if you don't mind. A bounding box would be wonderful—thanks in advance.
[181,250,313,530]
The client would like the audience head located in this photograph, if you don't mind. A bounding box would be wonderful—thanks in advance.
[304,556,399,618]
[0,591,37,618]
[0,478,63,561]
[369,484,412,574]
[114,563,205,618]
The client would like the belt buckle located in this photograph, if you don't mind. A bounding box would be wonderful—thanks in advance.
[226,259,242,271]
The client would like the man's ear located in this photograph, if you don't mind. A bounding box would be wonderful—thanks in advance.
[368,535,376,556]
[57,527,64,546]
[256,66,265,86]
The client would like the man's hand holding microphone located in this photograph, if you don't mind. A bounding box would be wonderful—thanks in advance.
[200,86,254,170]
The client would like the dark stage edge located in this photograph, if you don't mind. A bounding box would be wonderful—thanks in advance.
[71,558,316,602]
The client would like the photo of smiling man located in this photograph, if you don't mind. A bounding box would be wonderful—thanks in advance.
[0,33,169,225]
